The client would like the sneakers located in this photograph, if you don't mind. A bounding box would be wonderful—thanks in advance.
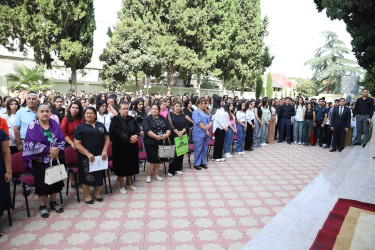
[167,172,173,177]
[293,141,297,144]
[146,176,151,183]
[225,153,233,158]
[261,143,267,146]
[175,171,183,175]
[119,187,127,194]
[126,185,137,191]
[299,142,302,145]
[214,159,222,162]
[220,158,225,162]
[154,175,163,181]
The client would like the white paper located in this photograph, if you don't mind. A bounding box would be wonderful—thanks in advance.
[89,156,108,172]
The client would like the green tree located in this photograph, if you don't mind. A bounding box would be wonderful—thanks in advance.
[6,65,53,92]
[266,72,273,98]
[255,75,263,99]
[261,46,275,74]
[100,17,160,94]
[0,1,59,67]
[290,77,318,97]
[55,0,96,91]
[304,31,361,94]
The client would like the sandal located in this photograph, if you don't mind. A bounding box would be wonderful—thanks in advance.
[50,201,64,213]
[39,206,49,218]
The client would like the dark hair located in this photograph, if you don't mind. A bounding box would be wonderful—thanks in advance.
[43,100,53,109]
[306,102,313,112]
[84,106,97,121]
[3,96,11,104]
[269,98,276,109]
[134,98,146,116]
[96,100,108,115]
[334,99,340,102]
[238,100,247,112]
[5,98,20,116]
[151,103,161,112]
[54,96,63,102]
[255,99,262,108]
[339,98,345,101]
[90,95,97,105]
[212,94,223,115]
[184,99,191,108]
[363,88,369,92]
[67,101,83,121]
[261,98,268,107]
[225,102,234,121]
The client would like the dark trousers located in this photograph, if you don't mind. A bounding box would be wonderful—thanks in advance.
[313,120,324,146]
[279,118,291,142]
[169,154,184,174]
[213,128,225,159]
[333,126,346,152]
[244,122,254,150]
[324,125,332,147]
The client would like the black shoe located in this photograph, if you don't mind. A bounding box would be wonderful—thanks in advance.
[194,165,202,170]
[94,196,104,202]
[245,148,253,151]
[84,199,94,204]
[200,164,208,169]
[312,143,316,146]
[287,142,291,145]
[372,155,375,159]
[353,142,361,146]
[362,144,367,148]
[71,182,78,188]
[330,149,336,152]
[277,141,283,143]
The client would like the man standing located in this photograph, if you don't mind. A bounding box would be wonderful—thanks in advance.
[330,98,351,152]
[52,96,65,124]
[353,88,374,148]
[313,98,328,147]
[278,97,296,144]
[14,93,38,151]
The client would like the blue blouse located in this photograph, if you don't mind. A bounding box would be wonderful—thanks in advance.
[192,109,211,138]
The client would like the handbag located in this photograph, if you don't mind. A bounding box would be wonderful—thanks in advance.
[44,158,68,185]
[158,137,175,159]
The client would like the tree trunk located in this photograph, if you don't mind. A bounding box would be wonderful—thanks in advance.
[196,69,201,96]
[34,51,41,66]
[135,72,139,95]
[71,65,77,91]
[240,78,245,98]
[326,75,331,94]
[167,62,173,95]
[231,79,235,97]
[223,77,227,95]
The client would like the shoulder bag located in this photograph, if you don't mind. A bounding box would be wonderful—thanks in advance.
[45,157,68,185]
[158,137,175,159]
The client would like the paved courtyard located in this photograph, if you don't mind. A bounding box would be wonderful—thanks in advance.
[0,143,337,249]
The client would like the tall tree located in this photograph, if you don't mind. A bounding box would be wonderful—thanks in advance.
[0,0,59,67]
[304,31,361,94]
[266,73,273,98]
[55,0,96,91]
[100,17,160,94]
[255,75,263,99]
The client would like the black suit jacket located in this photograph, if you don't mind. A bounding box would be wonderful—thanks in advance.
[331,106,351,129]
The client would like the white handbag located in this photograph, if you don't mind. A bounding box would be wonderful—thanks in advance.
[158,138,175,159]
[44,158,68,185]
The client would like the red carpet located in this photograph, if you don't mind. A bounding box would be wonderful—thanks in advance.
[310,198,375,250]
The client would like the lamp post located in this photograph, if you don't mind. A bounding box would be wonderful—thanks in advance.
[144,74,151,95]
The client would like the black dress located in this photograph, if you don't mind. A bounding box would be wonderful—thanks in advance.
[109,115,140,177]
[167,112,189,174]
[74,122,108,186]
[0,130,11,217]
[142,115,171,164]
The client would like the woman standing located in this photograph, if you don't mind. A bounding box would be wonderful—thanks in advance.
[293,97,305,145]
[245,101,255,151]
[212,95,227,162]
[192,99,212,170]
[253,99,263,148]
[142,104,171,183]
[109,103,140,194]
[22,105,66,218]
[96,100,116,132]
[2,99,20,154]
[302,103,315,146]
[223,102,236,158]
[167,101,188,176]
[0,129,12,235]
[74,107,110,204]
[183,99,194,143]
[235,101,247,154]
[266,99,277,144]
[260,98,270,146]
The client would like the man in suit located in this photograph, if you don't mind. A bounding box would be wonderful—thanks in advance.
[330,98,351,152]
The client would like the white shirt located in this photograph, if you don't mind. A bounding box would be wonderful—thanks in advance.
[294,105,305,122]
[1,113,16,146]
[236,111,246,123]
[97,112,112,132]
[246,109,255,124]
[213,107,227,132]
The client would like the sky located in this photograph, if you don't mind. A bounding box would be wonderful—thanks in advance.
[92,0,356,79]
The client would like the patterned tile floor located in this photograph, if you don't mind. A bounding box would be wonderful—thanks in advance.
[0,143,337,250]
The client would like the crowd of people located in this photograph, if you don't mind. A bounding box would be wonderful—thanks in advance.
[0,87,373,234]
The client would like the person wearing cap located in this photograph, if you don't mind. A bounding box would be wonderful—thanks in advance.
[353,88,374,148]
[14,92,39,151]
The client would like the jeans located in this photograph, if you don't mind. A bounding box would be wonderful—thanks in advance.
[279,118,291,143]
[302,120,313,144]
[260,123,268,144]
[223,128,235,154]
[236,123,246,152]
[293,120,303,143]
[356,114,370,144]
[253,120,261,147]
